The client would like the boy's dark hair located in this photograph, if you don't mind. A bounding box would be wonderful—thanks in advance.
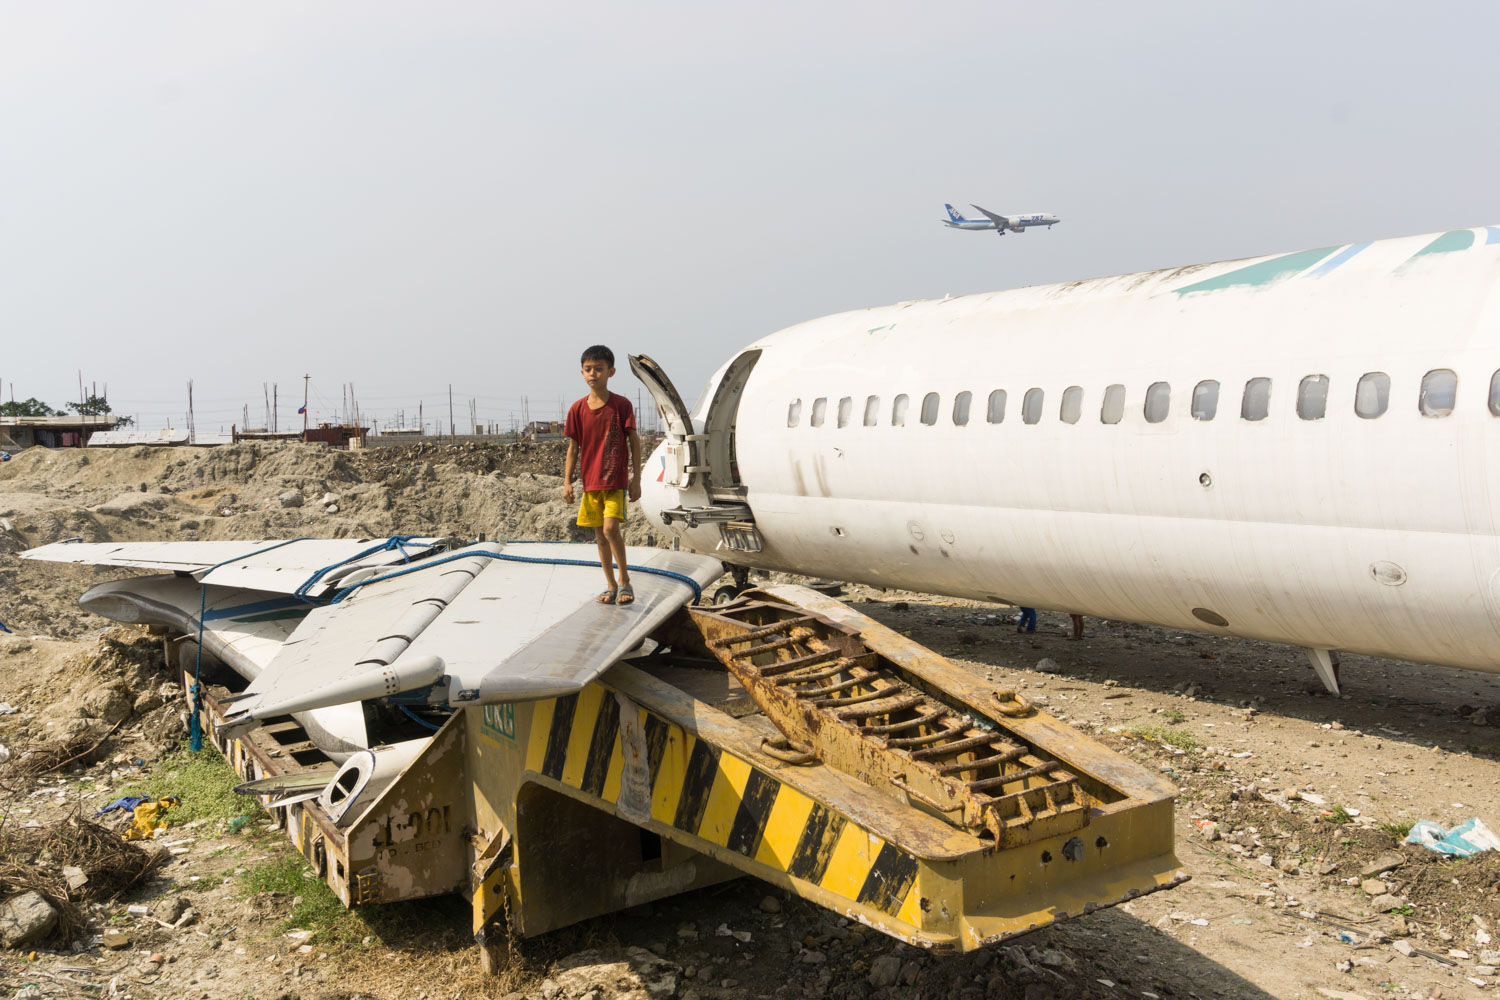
[581,345,615,367]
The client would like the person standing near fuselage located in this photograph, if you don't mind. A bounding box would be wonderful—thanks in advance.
[563,346,642,604]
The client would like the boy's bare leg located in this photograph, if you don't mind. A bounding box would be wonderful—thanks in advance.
[594,526,618,592]
[603,518,632,602]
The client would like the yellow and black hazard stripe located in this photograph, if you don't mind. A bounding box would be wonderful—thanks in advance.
[522,684,922,925]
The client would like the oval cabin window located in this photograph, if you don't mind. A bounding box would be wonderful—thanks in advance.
[810,397,827,427]
[1060,386,1083,424]
[952,391,972,426]
[837,396,853,428]
[1241,378,1271,421]
[1144,382,1171,423]
[891,394,909,426]
[1355,372,1389,419]
[1491,370,1500,417]
[1022,388,1044,425]
[921,393,940,426]
[1297,375,1329,420]
[1191,380,1218,420]
[1100,384,1125,424]
[987,389,1007,423]
[863,395,880,426]
[1420,369,1457,417]
[787,399,802,427]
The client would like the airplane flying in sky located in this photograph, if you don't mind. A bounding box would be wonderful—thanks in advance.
[943,204,1059,234]
[633,223,1500,696]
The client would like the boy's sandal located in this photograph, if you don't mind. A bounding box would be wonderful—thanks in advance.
[596,588,617,604]
[616,584,635,606]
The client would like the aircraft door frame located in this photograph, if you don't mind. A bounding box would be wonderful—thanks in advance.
[629,354,704,490]
[702,349,762,500]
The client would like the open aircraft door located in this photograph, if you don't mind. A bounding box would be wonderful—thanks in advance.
[629,354,705,491]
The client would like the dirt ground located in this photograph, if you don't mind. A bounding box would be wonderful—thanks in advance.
[2,442,1499,1000]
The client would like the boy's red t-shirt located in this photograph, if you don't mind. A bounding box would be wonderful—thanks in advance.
[565,393,636,492]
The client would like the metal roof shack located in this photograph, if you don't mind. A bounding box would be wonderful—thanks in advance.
[1,415,120,450]
[303,424,368,449]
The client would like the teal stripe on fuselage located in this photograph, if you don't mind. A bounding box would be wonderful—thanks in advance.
[1172,247,1335,296]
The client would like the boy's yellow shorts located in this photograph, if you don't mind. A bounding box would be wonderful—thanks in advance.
[577,489,626,527]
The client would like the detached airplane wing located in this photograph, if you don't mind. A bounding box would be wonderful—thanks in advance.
[22,537,449,600]
[970,205,1011,227]
[218,542,723,737]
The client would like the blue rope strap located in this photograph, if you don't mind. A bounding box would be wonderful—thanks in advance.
[330,547,704,604]
[292,535,419,601]
[189,538,312,751]
[400,704,450,732]
[0,619,11,634]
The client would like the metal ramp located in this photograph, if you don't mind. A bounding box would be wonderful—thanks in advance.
[691,597,1088,848]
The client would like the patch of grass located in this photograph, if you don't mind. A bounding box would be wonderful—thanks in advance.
[1327,805,1353,825]
[1379,820,1414,843]
[119,740,265,827]
[1127,723,1201,752]
[241,855,352,939]
[1159,707,1187,725]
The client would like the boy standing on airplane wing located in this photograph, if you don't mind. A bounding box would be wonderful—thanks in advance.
[563,345,642,605]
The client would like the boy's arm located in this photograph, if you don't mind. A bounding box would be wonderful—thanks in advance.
[627,429,642,501]
[563,440,578,504]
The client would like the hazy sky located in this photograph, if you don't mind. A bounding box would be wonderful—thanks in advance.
[3,2,1498,433]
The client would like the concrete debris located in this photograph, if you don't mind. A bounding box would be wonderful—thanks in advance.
[1034,658,1063,674]
[1360,854,1404,877]
[551,947,679,1000]
[867,954,901,988]
[0,890,59,948]
[278,490,304,508]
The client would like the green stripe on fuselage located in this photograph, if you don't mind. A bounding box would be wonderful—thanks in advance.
[1411,230,1475,257]
[1173,247,1335,296]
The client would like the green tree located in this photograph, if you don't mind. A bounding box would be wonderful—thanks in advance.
[66,395,131,425]
[0,398,60,417]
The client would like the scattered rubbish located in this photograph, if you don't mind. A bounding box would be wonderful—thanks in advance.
[715,923,752,943]
[1406,817,1500,857]
[126,904,149,916]
[0,702,17,714]
[100,929,130,950]
[226,816,250,833]
[124,796,182,841]
[94,795,149,817]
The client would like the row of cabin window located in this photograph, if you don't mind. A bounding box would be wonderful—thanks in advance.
[786,368,1500,429]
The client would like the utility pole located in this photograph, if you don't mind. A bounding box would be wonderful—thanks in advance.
[186,380,196,445]
[419,402,423,436]
[302,374,310,438]
[272,384,278,433]
[448,384,455,439]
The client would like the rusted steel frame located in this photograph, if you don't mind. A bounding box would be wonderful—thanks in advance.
[911,733,1016,760]
[885,722,967,748]
[734,636,803,658]
[889,775,963,813]
[706,615,819,647]
[858,708,945,735]
[771,660,854,685]
[760,736,818,765]
[757,648,840,676]
[808,681,892,706]
[935,747,1030,776]
[833,694,924,720]
[801,680,887,703]
[974,776,1078,812]
[966,761,1072,791]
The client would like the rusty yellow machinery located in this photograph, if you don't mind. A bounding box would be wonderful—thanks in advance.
[180,584,1186,965]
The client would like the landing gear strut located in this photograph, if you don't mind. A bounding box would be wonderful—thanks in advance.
[711,565,753,606]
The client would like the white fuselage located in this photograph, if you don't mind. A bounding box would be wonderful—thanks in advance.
[640,226,1500,677]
